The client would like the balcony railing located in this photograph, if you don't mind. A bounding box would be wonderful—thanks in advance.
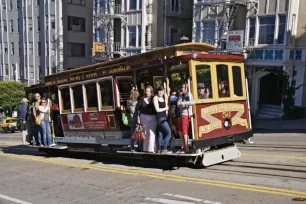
[94,4,123,15]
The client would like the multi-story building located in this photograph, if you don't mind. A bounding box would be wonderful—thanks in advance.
[0,0,93,86]
[92,0,192,61]
[192,0,306,118]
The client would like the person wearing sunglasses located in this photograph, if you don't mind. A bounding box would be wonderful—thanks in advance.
[38,97,55,147]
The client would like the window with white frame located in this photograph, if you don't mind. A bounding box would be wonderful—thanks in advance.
[129,0,137,10]
[290,14,296,45]
[17,19,20,32]
[29,66,34,79]
[28,17,32,31]
[46,41,49,55]
[5,64,8,76]
[12,64,16,80]
[195,22,201,42]
[4,43,8,54]
[68,16,85,32]
[68,42,85,57]
[258,16,275,44]
[203,21,215,44]
[3,20,7,32]
[10,42,14,55]
[51,41,55,55]
[51,15,55,29]
[68,0,86,6]
[249,18,256,43]
[95,28,105,42]
[10,20,13,32]
[277,15,286,44]
[29,42,33,55]
[37,16,40,31]
[171,0,180,12]
[138,25,141,47]
[38,42,41,56]
[128,26,136,47]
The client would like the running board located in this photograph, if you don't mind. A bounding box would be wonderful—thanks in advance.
[202,145,241,167]
[117,151,203,157]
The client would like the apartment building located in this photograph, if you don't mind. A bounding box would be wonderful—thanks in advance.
[92,0,192,61]
[192,0,306,118]
[0,0,93,86]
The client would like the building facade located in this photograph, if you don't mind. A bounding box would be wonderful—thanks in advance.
[192,0,306,118]
[92,0,192,61]
[0,0,93,86]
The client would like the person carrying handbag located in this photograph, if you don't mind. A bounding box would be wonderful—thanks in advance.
[32,93,43,146]
[126,88,140,152]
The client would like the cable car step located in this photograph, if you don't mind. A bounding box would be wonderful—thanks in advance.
[202,145,241,167]
[38,145,68,150]
[116,151,203,157]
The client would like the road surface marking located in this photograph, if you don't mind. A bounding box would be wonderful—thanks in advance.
[163,193,203,202]
[145,198,194,204]
[0,194,32,204]
[0,152,306,199]
[162,193,222,204]
[242,153,306,161]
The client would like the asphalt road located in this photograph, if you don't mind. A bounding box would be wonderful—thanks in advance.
[0,132,306,204]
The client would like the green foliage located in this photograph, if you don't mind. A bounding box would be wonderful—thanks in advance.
[0,81,27,113]
[170,72,188,89]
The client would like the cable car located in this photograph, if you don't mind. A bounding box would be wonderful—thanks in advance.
[25,43,253,167]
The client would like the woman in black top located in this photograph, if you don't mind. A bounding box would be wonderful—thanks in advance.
[137,85,157,152]
[153,87,172,154]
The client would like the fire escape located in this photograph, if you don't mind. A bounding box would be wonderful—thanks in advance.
[193,0,259,50]
[93,0,127,59]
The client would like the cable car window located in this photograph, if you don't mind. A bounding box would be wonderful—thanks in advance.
[85,82,98,108]
[100,80,114,107]
[196,65,212,99]
[216,64,230,98]
[232,66,243,97]
[136,70,151,95]
[61,87,71,111]
[72,85,84,110]
[117,78,133,105]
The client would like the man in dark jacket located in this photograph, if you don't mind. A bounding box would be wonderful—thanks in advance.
[18,98,29,145]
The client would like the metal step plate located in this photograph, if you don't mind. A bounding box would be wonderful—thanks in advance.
[117,150,202,157]
[202,145,241,167]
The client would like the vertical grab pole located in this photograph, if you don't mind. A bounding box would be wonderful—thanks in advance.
[245,78,252,130]
[187,78,195,140]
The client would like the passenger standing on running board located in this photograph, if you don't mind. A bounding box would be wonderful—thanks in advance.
[137,85,157,153]
[177,83,194,153]
[127,88,140,152]
[153,87,172,154]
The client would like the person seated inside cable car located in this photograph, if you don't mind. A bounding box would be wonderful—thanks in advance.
[198,83,207,99]
[219,88,229,97]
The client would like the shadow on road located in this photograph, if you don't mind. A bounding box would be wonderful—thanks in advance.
[1,145,193,171]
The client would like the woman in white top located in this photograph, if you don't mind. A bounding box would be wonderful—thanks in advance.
[38,97,55,147]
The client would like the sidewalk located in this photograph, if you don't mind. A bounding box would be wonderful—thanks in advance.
[253,117,306,132]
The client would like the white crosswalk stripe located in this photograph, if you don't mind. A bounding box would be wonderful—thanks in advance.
[143,193,222,204]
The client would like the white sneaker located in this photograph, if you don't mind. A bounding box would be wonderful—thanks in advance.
[49,143,56,147]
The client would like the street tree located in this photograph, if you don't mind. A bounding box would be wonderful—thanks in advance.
[0,81,27,115]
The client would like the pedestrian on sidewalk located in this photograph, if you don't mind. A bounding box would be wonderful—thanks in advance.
[18,97,29,145]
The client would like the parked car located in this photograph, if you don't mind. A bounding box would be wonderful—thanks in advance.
[0,117,20,133]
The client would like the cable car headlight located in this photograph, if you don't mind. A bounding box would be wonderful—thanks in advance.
[224,118,231,130]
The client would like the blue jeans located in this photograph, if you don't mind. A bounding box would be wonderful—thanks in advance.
[157,117,171,151]
[40,120,53,146]
[32,125,43,145]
